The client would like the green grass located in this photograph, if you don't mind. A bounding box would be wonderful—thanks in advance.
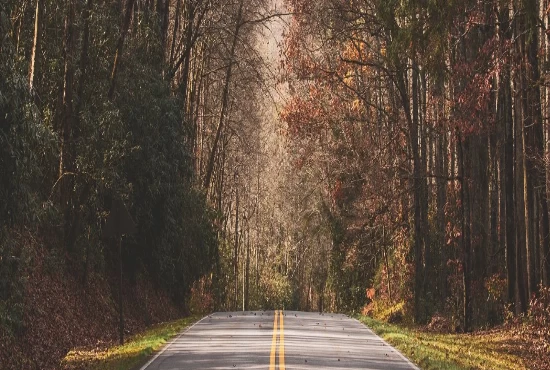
[62,315,202,370]
[358,316,527,370]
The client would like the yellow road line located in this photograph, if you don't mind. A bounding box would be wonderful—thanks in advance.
[279,311,285,370]
[269,310,278,370]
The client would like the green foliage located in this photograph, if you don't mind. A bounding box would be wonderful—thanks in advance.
[0,3,55,336]
[324,205,375,313]
[374,301,405,322]
[259,268,293,310]
[1,0,218,338]
[0,22,54,226]
[108,23,216,303]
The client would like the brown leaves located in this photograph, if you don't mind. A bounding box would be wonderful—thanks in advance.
[366,287,376,300]
[0,241,184,370]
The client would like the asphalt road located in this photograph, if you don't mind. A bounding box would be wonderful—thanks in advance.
[140,310,419,370]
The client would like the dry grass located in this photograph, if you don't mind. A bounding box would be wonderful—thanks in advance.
[358,316,529,370]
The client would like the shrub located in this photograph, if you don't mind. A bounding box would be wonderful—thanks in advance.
[188,276,215,314]
[528,286,550,342]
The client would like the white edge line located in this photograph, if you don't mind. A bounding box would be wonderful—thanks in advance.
[140,314,209,370]
[354,317,421,370]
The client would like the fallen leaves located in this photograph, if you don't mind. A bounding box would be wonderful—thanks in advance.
[0,242,185,370]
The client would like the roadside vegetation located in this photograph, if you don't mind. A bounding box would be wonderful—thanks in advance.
[359,316,527,370]
[62,316,201,370]
[357,286,550,369]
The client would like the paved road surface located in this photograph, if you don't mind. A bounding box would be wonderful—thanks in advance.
[141,310,419,370]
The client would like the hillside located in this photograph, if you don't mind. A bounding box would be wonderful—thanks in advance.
[0,232,183,369]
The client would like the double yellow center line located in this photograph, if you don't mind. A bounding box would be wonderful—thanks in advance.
[269,310,285,370]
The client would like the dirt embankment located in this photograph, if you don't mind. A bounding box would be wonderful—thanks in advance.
[0,239,183,370]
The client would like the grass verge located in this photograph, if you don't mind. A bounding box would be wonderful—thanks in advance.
[357,316,527,370]
[61,315,202,370]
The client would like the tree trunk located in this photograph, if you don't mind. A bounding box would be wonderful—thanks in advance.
[525,0,547,293]
[245,222,250,311]
[28,0,42,92]
[436,124,448,304]
[458,132,472,332]
[59,0,77,253]
[514,49,529,312]
[490,132,500,275]
[395,61,424,323]
[169,0,182,66]
[176,1,195,115]
[470,133,489,324]
[234,179,240,310]
[419,66,431,317]
[203,0,244,191]
[498,5,516,312]
[108,0,136,100]
[519,23,537,299]
[157,0,168,51]
[544,0,550,287]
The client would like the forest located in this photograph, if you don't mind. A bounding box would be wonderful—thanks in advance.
[1,0,550,368]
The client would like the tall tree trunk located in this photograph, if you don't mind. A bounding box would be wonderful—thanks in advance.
[245,222,250,310]
[419,66,431,317]
[458,131,472,332]
[108,0,136,100]
[541,195,550,286]
[234,180,240,310]
[203,0,244,191]
[498,5,517,312]
[77,0,92,105]
[395,59,424,323]
[525,0,547,292]
[66,0,94,264]
[169,0,182,66]
[412,59,424,323]
[544,0,550,287]
[60,0,77,252]
[519,22,537,300]
[490,131,500,275]
[470,133,489,324]
[176,1,195,115]
[514,49,529,312]
[157,0,168,51]
[436,121,448,304]
[28,0,42,92]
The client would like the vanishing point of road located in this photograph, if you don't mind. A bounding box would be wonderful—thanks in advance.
[140,310,419,370]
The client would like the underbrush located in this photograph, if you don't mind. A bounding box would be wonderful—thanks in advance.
[62,315,200,370]
[0,229,29,337]
[0,238,185,369]
[358,286,550,370]
[362,298,407,324]
[517,286,550,369]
